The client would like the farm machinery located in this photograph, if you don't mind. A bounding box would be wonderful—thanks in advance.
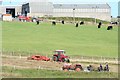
[62,63,109,72]
[27,50,70,62]
[27,55,50,61]
[52,50,70,63]
[62,63,83,71]
[18,15,31,22]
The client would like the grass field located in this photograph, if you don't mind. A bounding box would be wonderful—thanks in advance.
[2,21,118,58]
[2,66,118,78]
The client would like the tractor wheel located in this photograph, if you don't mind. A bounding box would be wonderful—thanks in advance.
[62,58,65,62]
[66,59,70,63]
[53,56,58,61]
[75,68,81,72]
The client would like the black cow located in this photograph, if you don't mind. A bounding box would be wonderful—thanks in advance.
[98,25,101,28]
[80,21,84,25]
[76,23,79,27]
[36,20,39,25]
[98,22,102,28]
[99,22,102,25]
[107,26,113,30]
[62,20,64,24]
[52,21,56,26]
[111,22,118,25]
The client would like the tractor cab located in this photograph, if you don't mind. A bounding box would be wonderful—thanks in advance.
[53,50,70,63]
[54,50,66,55]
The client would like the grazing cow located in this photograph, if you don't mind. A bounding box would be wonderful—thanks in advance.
[52,21,56,26]
[36,20,40,25]
[76,23,78,27]
[62,20,64,24]
[98,22,102,28]
[99,22,102,26]
[110,22,118,25]
[80,21,84,25]
[107,26,113,30]
[98,25,101,28]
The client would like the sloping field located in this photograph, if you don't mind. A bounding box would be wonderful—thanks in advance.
[2,21,118,58]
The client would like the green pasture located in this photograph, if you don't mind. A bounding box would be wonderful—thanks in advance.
[2,21,118,58]
[2,66,118,78]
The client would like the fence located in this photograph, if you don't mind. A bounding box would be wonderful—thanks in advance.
[1,50,119,64]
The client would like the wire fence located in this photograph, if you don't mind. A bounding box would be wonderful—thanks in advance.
[1,49,119,65]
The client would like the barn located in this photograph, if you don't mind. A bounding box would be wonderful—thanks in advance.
[0,0,111,21]
[21,2,53,17]
[22,1,111,21]
[0,5,21,18]
[53,4,111,21]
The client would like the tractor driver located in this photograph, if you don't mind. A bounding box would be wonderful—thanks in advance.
[57,51,61,60]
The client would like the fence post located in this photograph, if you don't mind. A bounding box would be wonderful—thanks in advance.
[92,56,94,63]
[116,58,118,64]
[101,56,103,62]
[19,54,21,59]
[38,66,40,70]
[13,65,16,70]
[81,56,83,60]
[104,57,106,63]
[37,66,41,70]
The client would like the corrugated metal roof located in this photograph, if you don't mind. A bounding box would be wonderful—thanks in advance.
[53,4,110,9]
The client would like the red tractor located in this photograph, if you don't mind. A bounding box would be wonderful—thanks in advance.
[52,50,70,63]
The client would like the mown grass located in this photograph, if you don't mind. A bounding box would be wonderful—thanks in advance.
[2,66,118,78]
[2,21,118,58]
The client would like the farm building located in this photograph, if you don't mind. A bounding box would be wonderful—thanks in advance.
[22,2,53,17]
[0,0,111,21]
[53,4,111,21]
[0,5,21,18]
[118,1,120,24]
[0,0,2,18]
[0,0,22,18]
[22,1,111,21]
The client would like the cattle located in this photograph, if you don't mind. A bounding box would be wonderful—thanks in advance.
[52,21,56,26]
[98,22,102,28]
[107,26,113,30]
[62,20,64,24]
[36,20,39,25]
[99,22,102,26]
[98,25,101,28]
[110,22,118,25]
[80,21,84,25]
[76,23,79,27]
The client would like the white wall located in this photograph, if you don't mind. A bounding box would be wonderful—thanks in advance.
[53,8,111,21]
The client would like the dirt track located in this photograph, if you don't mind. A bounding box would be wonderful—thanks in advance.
[2,55,118,73]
